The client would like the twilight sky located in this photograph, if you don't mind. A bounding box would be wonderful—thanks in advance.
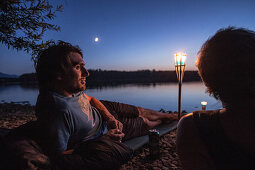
[1,0,255,75]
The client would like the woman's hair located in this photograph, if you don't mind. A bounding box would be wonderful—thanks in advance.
[197,27,255,104]
[36,41,83,92]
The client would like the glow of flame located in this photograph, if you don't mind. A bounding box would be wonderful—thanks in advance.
[175,52,186,66]
[201,101,207,106]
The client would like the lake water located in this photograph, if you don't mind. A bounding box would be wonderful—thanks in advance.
[0,82,222,113]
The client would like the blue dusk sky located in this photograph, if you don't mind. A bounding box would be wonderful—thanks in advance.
[1,0,255,75]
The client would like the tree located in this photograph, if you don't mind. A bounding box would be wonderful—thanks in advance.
[0,0,62,63]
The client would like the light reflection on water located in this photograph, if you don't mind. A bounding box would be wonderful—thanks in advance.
[0,82,222,113]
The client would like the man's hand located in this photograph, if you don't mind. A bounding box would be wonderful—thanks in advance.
[107,118,123,131]
[105,129,125,142]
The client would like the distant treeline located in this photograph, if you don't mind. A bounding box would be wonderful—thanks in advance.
[87,69,201,85]
[0,69,201,86]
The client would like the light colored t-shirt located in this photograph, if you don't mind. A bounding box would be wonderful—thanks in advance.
[36,91,104,154]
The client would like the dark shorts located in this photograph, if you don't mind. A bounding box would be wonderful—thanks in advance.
[100,100,149,141]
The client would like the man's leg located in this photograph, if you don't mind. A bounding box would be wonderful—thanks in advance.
[140,117,162,129]
[100,100,139,118]
[118,117,149,141]
[101,100,178,121]
[100,100,178,128]
[100,100,178,140]
[137,107,178,124]
[100,100,147,141]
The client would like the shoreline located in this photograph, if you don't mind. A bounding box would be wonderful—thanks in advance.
[0,103,182,169]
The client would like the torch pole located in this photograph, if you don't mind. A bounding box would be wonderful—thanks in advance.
[174,52,186,121]
[178,79,182,120]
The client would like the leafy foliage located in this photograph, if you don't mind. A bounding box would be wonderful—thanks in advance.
[0,0,62,63]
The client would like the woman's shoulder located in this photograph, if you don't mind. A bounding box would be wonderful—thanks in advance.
[177,113,197,143]
[177,112,214,170]
[177,110,222,149]
[177,113,193,130]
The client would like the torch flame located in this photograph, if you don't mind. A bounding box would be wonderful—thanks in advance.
[201,101,207,106]
[175,52,186,66]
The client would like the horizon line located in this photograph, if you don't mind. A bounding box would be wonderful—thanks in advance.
[1,69,198,76]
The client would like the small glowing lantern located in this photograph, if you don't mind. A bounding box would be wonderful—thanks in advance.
[201,101,207,110]
[174,52,186,120]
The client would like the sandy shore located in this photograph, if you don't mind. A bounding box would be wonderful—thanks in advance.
[0,103,182,170]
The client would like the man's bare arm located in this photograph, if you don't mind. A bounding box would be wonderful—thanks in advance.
[83,93,123,131]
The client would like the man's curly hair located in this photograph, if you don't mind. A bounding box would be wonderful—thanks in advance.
[197,27,255,104]
[36,41,83,92]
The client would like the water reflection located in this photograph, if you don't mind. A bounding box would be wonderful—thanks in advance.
[0,84,39,105]
[0,82,222,113]
[86,82,222,113]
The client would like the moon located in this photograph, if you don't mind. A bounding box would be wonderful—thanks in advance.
[94,37,99,42]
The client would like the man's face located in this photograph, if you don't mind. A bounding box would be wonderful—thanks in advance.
[62,52,89,95]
